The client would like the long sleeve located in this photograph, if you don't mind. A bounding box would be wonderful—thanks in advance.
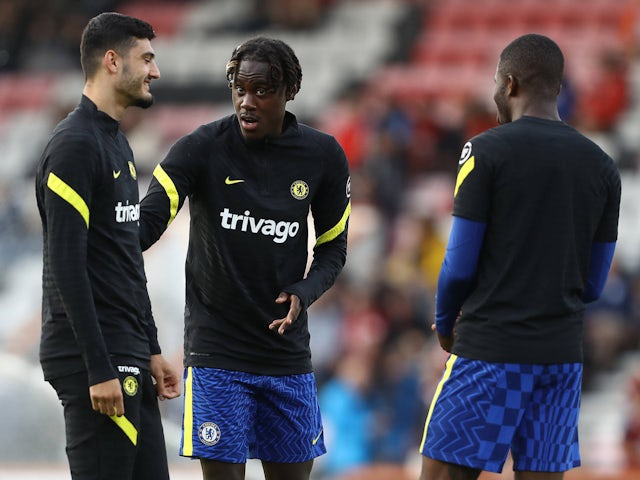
[435,216,486,336]
[582,242,616,303]
[140,136,196,251]
[40,133,116,385]
[284,139,350,310]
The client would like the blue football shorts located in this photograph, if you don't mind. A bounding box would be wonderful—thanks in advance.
[419,354,582,473]
[180,367,326,463]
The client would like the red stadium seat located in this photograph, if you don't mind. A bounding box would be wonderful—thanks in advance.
[0,74,54,112]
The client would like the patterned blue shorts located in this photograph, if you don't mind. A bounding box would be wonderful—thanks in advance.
[420,355,582,473]
[180,367,325,463]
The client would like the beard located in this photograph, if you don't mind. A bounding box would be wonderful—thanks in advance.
[131,94,154,109]
[118,65,155,109]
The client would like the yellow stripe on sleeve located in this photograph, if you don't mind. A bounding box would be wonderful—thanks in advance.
[109,415,138,446]
[454,156,475,197]
[152,165,179,226]
[182,367,194,456]
[47,172,90,228]
[315,201,351,247]
[419,354,457,451]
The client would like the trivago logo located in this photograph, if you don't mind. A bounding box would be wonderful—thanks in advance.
[219,208,300,243]
[115,201,140,223]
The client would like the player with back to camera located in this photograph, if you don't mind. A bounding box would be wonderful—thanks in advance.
[139,36,351,480]
[418,33,621,480]
[35,12,180,480]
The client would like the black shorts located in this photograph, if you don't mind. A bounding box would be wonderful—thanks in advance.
[49,366,169,480]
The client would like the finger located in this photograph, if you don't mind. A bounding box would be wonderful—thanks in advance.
[268,319,283,330]
[164,385,181,399]
[155,377,166,395]
[278,316,293,334]
[157,379,179,400]
[114,397,125,417]
[274,293,288,304]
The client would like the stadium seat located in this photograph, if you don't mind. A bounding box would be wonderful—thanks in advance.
[0,74,54,112]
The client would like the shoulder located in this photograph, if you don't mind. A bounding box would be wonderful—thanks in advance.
[460,125,510,166]
[174,114,235,149]
[297,122,346,160]
[46,111,100,161]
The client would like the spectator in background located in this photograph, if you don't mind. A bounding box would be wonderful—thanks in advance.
[364,99,412,223]
[319,350,376,477]
[578,50,630,133]
[460,98,496,140]
[583,258,639,387]
[371,330,427,463]
[0,0,121,72]
[0,0,27,71]
[558,76,577,124]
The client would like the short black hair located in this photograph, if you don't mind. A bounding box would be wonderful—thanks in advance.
[499,33,564,98]
[226,37,302,98]
[80,12,155,79]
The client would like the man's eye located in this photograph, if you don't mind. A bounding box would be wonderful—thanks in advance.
[256,88,267,96]
[235,86,245,94]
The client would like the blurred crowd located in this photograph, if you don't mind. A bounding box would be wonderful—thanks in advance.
[1,0,640,478]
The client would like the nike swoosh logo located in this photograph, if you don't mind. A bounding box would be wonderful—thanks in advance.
[113,170,121,179]
[225,176,244,185]
[312,429,323,445]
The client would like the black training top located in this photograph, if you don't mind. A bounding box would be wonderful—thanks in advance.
[451,116,621,364]
[35,95,160,385]
[140,112,351,375]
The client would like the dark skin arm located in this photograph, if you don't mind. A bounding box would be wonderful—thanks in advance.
[432,323,455,353]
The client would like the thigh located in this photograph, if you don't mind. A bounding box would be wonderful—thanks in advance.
[511,363,582,473]
[50,371,139,480]
[262,459,313,480]
[419,457,481,480]
[132,370,170,480]
[420,355,530,473]
[515,472,564,480]
[251,373,325,463]
[180,367,254,463]
[200,459,245,480]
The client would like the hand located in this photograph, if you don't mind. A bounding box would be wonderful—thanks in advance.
[150,354,181,400]
[269,292,301,335]
[431,323,455,353]
[90,378,124,417]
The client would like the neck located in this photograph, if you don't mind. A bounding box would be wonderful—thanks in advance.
[83,81,125,121]
[513,98,561,122]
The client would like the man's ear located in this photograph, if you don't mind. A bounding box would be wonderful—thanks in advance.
[104,50,119,74]
[506,74,518,96]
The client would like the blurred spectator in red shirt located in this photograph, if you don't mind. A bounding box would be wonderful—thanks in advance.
[578,50,630,132]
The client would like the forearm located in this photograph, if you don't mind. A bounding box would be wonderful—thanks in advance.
[284,240,346,310]
[49,236,115,385]
[435,216,486,336]
[583,241,616,303]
